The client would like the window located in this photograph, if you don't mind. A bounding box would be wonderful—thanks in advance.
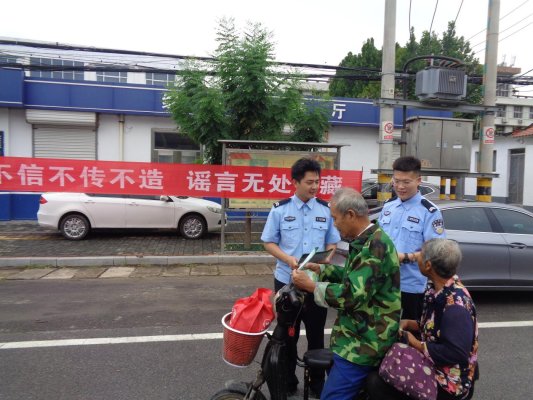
[86,193,124,198]
[529,107,533,120]
[153,132,201,164]
[514,106,523,119]
[362,184,378,200]
[490,208,533,235]
[146,72,176,87]
[30,57,84,80]
[419,185,435,196]
[0,55,17,65]
[496,106,505,118]
[128,195,163,201]
[475,150,497,172]
[496,83,510,97]
[95,64,127,83]
[441,207,492,232]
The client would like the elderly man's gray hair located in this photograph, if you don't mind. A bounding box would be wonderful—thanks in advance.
[422,238,462,279]
[331,187,368,216]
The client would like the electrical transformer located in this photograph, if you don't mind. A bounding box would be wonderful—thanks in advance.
[415,68,467,103]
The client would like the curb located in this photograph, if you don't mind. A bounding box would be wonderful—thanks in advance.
[0,254,276,268]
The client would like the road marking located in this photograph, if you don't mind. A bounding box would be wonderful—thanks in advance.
[1,320,532,350]
[0,333,223,349]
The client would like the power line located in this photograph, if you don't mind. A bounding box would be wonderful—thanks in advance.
[471,13,533,50]
[516,67,533,78]
[429,0,439,34]
[466,0,530,42]
[409,0,412,38]
[0,39,382,75]
[453,0,464,26]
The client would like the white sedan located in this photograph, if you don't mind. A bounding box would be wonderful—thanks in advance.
[37,193,225,240]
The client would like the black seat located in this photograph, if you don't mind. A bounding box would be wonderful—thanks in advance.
[303,348,334,369]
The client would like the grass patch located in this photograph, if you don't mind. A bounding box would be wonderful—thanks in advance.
[224,243,265,252]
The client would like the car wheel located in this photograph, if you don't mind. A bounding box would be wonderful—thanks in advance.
[179,214,206,239]
[59,214,90,240]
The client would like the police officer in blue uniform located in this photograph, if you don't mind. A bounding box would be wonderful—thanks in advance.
[261,157,341,397]
[378,156,446,321]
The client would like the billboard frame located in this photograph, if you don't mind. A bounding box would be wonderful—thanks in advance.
[219,140,349,252]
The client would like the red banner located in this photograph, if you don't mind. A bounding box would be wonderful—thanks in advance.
[0,157,362,199]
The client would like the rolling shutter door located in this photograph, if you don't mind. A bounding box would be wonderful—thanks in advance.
[33,126,97,160]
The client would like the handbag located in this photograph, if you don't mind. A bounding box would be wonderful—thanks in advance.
[379,342,437,400]
[229,288,274,333]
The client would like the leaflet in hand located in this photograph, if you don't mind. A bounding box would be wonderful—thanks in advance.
[298,247,334,270]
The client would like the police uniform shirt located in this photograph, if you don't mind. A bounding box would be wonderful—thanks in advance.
[261,195,341,284]
[378,192,446,294]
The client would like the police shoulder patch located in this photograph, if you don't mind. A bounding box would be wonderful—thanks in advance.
[421,198,438,213]
[432,218,445,234]
[316,198,330,208]
[273,198,291,208]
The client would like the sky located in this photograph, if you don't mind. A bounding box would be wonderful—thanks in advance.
[2,0,533,91]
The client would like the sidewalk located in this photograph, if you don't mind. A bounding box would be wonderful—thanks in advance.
[0,263,275,281]
[0,220,274,270]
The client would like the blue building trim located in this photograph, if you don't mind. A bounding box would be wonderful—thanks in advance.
[0,68,451,123]
[0,68,24,107]
[24,79,167,116]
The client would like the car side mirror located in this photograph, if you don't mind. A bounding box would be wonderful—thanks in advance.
[160,195,170,202]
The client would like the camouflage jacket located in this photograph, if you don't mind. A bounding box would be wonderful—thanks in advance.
[314,224,401,366]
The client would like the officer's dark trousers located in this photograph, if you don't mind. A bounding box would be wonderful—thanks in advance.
[275,278,327,392]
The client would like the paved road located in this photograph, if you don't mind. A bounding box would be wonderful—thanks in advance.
[1,275,533,399]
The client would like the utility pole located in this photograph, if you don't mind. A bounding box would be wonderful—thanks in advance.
[377,0,397,204]
[477,0,500,202]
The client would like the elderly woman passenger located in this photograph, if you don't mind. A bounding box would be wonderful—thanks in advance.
[367,238,479,400]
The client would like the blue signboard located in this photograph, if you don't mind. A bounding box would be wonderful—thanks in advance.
[0,131,3,156]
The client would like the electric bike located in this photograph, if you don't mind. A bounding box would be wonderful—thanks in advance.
[210,283,333,400]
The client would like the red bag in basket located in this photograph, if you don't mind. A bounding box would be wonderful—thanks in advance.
[229,288,274,333]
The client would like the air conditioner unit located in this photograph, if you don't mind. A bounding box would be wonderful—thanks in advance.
[518,119,523,125]
[502,118,507,123]
[415,68,467,103]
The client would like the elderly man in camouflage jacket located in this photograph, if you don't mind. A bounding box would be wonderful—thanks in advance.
[293,187,401,400]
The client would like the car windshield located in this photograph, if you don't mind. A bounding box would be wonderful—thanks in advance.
[362,180,375,191]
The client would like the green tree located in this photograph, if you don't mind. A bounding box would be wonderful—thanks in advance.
[329,38,382,98]
[165,19,329,164]
[330,22,483,105]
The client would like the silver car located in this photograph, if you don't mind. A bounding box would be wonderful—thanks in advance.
[438,201,533,290]
[372,201,533,290]
[362,178,440,208]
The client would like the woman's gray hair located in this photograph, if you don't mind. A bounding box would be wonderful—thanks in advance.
[331,187,368,216]
[422,238,462,279]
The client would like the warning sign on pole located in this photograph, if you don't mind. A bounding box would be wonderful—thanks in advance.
[483,126,495,144]
[382,121,394,141]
